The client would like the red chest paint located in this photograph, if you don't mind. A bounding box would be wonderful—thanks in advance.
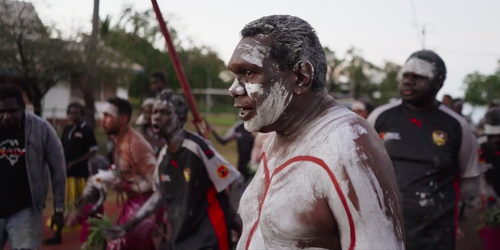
[245,152,356,250]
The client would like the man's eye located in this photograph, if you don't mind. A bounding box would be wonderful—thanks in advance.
[245,71,254,77]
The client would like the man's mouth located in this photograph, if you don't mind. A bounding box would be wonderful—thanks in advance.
[152,124,161,133]
[238,107,255,121]
[402,89,414,96]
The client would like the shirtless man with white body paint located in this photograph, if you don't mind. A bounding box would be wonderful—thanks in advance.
[228,15,405,250]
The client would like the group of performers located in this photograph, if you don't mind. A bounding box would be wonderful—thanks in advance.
[1,14,499,250]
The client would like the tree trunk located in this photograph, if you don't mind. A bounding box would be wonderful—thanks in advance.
[82,0,100,130]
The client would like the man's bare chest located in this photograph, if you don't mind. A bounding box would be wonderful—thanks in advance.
[239,152,338,248]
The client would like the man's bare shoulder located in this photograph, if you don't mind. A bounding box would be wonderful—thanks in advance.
[302,106,389,168]
[129,128,155,152]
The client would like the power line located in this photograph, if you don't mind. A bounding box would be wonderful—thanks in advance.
[409,0,422,47]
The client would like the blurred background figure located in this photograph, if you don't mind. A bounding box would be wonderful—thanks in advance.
[442,94,453,107]
[136,98,165,156]
[351,98,375,119]
[44,102,98,245]
[476,108,500,250]
[210,119,254,182]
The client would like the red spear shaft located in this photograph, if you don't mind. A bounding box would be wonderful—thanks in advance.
[150,0,209,137]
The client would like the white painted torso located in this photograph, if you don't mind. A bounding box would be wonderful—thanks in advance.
[237,106,404,250]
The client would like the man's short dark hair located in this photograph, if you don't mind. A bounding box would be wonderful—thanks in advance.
[0,84,25,109]
[358,98,375,114]
[158,90,189,120]
[407,50,447,81]
[151,72,166,84]
[106,97,133,120]
[240,15,327,91]
[443,94,452,99]
[67,102,85,116]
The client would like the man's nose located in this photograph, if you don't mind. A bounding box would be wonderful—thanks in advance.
[228,79,246,97]
[402,76,415,86]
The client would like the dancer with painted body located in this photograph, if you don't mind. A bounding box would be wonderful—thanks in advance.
[99,97,158,250]
[137,98,166,156]
[228,15,405,250]
[368,50,480,250]
[103,93,240,250]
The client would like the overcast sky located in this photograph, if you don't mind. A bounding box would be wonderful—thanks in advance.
[32,0,500,100]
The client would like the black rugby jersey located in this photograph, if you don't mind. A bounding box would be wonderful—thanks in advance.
[368,99,480,250]
[154,131,240,250]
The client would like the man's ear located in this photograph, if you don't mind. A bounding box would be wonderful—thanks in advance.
[435,77,444,91]
[292,60,314,95]
[120,115,129,125]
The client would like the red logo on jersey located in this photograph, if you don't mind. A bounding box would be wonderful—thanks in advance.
[217,165,229,178]
[379,132,385,140]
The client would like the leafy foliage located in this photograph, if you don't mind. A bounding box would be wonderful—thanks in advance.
[463,61,500,106]
[82,214,114,250]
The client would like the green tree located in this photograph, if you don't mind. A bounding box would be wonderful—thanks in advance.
[376,61,401,105]
[340,47,382,99]
[463,70,500,106]
[102,5,228,102]
[0,0,83,116]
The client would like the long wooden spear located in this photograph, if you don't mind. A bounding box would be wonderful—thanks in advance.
[150,0,209,138]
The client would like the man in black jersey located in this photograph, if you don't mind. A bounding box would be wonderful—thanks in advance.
[210,119,254,181]
[368,50,480,250]
[103,93,240,250]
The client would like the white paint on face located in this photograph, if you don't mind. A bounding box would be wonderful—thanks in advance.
[244,82,264,101]
[238,43,270,68]
[399,57,435,79]
[102,103,119,118]
[229,79,246,97]
[243,82,292,132]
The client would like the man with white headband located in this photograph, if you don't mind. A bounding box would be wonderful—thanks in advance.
[103,93,240,250]
[99,97,158,250]
[351,98,375,119]
[230,15,405,250]
[368,50,480,250]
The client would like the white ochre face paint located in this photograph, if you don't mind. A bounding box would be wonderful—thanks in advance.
[102,103,119,118]
[400,58,435,79]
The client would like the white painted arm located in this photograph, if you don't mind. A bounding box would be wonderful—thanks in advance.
[123,191,162,231]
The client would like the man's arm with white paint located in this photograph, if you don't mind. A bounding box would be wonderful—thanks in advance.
[319,124,405,250]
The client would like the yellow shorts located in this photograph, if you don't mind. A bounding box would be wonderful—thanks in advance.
[46,177,87,232]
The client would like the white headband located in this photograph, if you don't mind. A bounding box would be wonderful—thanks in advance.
[102,103,119,117]
[400,58,435,79]
[484,124,500,135]
[142,98,157,107]
[351,101,366,111]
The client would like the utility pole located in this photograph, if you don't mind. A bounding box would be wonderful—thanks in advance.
[422,23,435,49]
